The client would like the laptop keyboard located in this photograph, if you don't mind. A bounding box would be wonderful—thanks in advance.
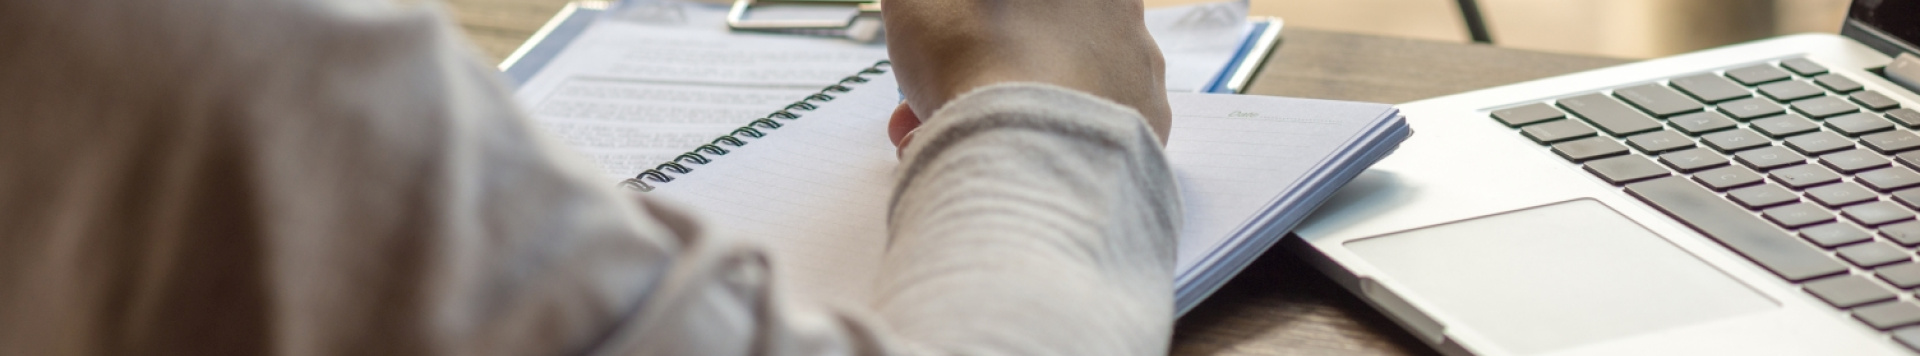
[1492,58,1920,350]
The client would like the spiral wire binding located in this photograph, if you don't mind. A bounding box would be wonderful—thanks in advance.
[619,60,892,192]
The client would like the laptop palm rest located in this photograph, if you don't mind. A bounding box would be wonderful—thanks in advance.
[1345,199,1777,354]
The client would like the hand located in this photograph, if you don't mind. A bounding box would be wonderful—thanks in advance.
[883,0,1173,152]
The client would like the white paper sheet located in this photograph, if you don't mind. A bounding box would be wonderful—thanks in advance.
[513,0,1253,179]
[514,1,889,178]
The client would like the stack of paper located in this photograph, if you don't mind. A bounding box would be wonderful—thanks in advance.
[641,72,1409,314]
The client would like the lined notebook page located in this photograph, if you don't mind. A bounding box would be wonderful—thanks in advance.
[648,74,902,304]
[651,73,1390,305]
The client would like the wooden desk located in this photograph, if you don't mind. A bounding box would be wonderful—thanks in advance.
[440,2,1630,354]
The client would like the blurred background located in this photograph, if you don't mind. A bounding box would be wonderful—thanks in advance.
[443,0,1855,62]
[1233,0,1852,59]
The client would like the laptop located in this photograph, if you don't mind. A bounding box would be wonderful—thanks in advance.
[1289,1,1920,355]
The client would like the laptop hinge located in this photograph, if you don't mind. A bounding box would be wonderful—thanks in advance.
[1842,19,1920,60]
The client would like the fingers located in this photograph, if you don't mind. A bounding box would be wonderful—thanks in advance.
[889,102,921,157]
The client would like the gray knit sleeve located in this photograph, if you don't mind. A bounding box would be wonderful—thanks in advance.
[878,83,1183,355]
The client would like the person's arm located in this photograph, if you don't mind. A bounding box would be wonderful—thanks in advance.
[593,82,1179,356]
[605,1,1183,353]
[878,82,1181,354]
[871,1,1184,352]
[0,0,1178,354]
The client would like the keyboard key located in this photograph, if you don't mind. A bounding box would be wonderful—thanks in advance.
[1694,165,1765,190]
[1735,146,1807,170]
[1725,64,1792,85]
[1805,275,1899,308]
[1792,96,1860,118]
[1802,222,1872,247]
[1770,164,1843,189]
[1808,182,1878,207]
[1520,119,1597,144]
[1843,201,1915,226]
[1862,130,1920,153]
[1730,184,1800,209]
[1625,131,1693,153]
[1859,167,1920,191]
[1897,152,1920,172]
[1853,90,1903,111]
[1826,112,1896,136]
[1840,241,1914,267]
[1764,203,1836,228]
[1900,151,1920,170]
[1551,136,1629,162]
[1898,189,1920,211]
[1749,114,1821,138]
[1702,129,1771,152]
[1784,131,1855,155]
[1668,111,1739,135]
[1758,80,1826,102]
[1558,93,1663,136]
[1719,97,1787,120]
[1878,263,1920,288]
[1855,301,1920,330]
[1882,220,1920,246]
[1584,156,1669,184]
[1659,149,1730,172]
[1613,83,1703,117]
[1780,58,1829,76]
[1818,149,1893,173]
[1887,108,1920,128]
[1670,74,1751,103]
[1492,103,1565,127]
[1814,73,1865,93]
[1899,327,1920,352]
[1624,176,1847,281]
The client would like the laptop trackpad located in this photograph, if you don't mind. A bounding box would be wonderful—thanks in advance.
[1345,199,1777,355]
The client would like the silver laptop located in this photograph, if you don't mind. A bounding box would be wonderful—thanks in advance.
[1291,1,1920,355]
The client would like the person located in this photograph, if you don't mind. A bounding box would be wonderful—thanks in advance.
[0,0,1180,354]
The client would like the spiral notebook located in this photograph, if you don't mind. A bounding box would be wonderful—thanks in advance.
[621,61,1410,315]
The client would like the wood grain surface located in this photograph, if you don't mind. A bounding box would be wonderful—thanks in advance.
[1241,29,1629,103]
[434,1,1631,354]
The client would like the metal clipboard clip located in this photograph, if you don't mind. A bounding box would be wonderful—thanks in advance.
[726,0,884,42]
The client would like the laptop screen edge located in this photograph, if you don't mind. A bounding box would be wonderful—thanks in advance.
[1843,19,1920,58]
[1843,0,1920,58]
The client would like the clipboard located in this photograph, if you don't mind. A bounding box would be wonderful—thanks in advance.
[500,1,1283,94]
[725,0,880,31]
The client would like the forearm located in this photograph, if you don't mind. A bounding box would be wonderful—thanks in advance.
[878,83,1182,355]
